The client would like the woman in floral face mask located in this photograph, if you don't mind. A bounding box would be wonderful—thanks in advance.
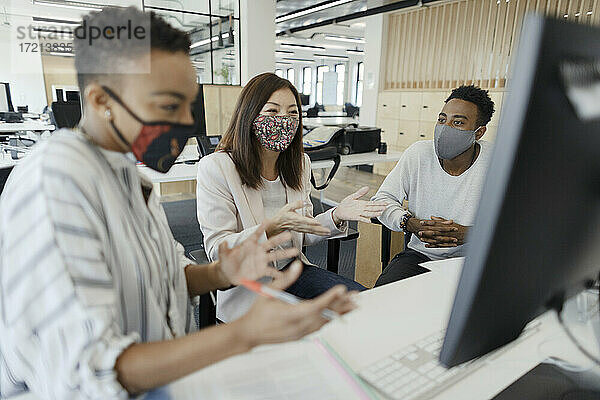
[196,73,388,323]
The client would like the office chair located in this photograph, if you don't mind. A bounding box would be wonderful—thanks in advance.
[370,218,410,270]
[306,106,319,117]
[188,249,218,327]
[344,103,360,118]
[305,195,360,275]
[160,199,218,328]
[51,101,81,129]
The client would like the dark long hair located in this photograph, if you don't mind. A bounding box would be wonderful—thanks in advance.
[216,73,304,190]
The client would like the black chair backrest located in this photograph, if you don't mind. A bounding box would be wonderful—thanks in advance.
[0,166,14,195]
[306,107,319,117]
[345,103,359,117]
[51,101,81,129]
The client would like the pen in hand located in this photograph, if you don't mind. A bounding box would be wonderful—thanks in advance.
[241,279,340,320]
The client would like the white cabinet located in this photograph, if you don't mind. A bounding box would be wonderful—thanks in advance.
[420,92,446,122]
[399,92,423,120]
[418,121,436,141]
[484,125,498,142]
[488,91,503,127]
[377,117,399,148]
[377,92,401,120]
[396,120,420,149]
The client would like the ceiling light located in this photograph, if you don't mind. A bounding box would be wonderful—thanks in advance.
[34,27,74,37]
[281,57,315,63]
[346,49,364,54]
[48,51,74,57]
[575,12,580,17]
[564,14,568,18]
[313,54,349,60]
[587,11,593,15]
[33,0,104,11]
[324,35,365,44]
[281,43,326,51]
[276,0,354,23]
[191,32,230,49]
[32,17,80,26]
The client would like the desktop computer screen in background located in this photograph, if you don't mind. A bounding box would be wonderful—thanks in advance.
[0,83,14,113]
[440,15,600,368]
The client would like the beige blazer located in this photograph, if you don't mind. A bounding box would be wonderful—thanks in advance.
[196,151,347,322]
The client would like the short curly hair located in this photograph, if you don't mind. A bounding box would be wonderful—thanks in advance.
[445,85,495,126]
[74,7,191,91]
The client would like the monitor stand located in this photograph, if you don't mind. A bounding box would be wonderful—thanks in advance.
[492,363,600,400]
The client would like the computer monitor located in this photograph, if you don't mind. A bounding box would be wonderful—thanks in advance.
[300,94,310,106]
[51,102,81,129]
[55,88,64,103]
[193,84,207,137]
[0,83,14,112]
[0,166,14,195]
[65,91,80,103]
[440,15,600,368]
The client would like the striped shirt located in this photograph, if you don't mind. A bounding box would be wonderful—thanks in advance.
[0,129,196,399]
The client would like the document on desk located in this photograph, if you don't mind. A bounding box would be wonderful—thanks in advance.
[419,257,464,273]
[165,339,375,400]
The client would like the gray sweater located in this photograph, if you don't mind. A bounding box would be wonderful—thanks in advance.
[372,140,492,260]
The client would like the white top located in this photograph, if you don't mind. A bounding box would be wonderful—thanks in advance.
[0,130,195,399]
[196,152,347,323]
[260,176,294,270]
[372,140,492,260]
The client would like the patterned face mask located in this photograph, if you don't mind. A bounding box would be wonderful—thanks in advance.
[252,114,299,152]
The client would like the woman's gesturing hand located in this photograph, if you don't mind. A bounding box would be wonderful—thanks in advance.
[265,200,331,237]
[217,223,299,286]
[332,186,389,225]
[239,261,358,346]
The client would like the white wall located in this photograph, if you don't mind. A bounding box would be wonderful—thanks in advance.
[240,0,275,85]
[0,16,47,113]
[360,14,385,126]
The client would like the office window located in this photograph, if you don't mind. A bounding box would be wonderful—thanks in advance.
[275,69,284,78]
[335,64,345,106]
[316,65,330,104]
[302,67,312,95]
[145,2,242,85]
[356,62,364,107]
[287,68,295,86]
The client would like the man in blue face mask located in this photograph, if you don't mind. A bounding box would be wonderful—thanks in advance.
[372,85,495,286]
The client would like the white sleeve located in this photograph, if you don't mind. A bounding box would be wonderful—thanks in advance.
[196,156,264,262]
[371,152,412,232]
[0,166,138,399]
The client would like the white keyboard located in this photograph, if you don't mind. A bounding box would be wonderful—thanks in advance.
[359,323,541,400]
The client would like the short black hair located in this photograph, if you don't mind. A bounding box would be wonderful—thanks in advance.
[74,7,191,91]
[445,85,495,126]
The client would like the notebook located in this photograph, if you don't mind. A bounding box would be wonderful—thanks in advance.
[162,338,376,399]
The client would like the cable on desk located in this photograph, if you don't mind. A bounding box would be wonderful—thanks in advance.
[555,305,600,368]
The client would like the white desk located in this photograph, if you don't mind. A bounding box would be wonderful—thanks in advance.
[311,150,403,170]
[304,116,358,127]
[155,258,600,399]
[0,121,55,133]
[138,150,404,198]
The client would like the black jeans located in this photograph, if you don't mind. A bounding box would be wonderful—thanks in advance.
[374,248,431,287]
[283,262,367,299]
